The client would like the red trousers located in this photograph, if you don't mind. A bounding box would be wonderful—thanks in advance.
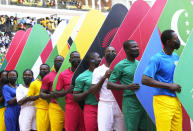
[84,104,98,131]
[65,102,85,131]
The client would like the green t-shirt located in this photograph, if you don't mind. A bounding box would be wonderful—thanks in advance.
[109,59,139,96]
[74,70,98,105]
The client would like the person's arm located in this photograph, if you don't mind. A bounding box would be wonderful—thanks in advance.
[39,76,53,100]
[106,64,139,91]
[142,75,181,92]
[26,82,40,101]
[107,81,140,91]
[8,97,17,105]
[0,96,4,103]
[90,69,112,94]
[73,75,90,101]
[17,97,29,106]
[26,95,40,101]
[54,86,73,98]
[73,90,91,102]
[53,73,72,98]
[39,89,52,100]
[141,55,181,92]
[3,86,17,105]
[16,87,29,105]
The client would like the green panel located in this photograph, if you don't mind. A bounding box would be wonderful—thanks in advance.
[0,58,7,71]
[158,0,193,54]
[45,46,59,69]
[174,31,193,120]
[15,24,50,84]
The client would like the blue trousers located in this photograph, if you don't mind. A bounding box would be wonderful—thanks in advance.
[4,104,20,131]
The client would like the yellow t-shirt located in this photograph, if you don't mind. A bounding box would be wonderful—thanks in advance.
[47,22,52,30]
[27,79,49,109]
[41,20,46,28]
[46,20,49,27]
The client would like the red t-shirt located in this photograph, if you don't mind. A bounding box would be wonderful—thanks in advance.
[56,69,74,104]
[41,71,57,103]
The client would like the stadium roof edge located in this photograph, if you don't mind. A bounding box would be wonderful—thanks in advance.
[0,5,108,19]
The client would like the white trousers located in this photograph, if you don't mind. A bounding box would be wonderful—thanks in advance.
[19,106,37,131]
[98,100,126,131]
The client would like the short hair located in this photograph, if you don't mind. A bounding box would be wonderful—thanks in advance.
[161,30,175,46]
[0,70,8,78]
[23,69,33,76]
[54,55,64,61]
[40,64,50,71]
[8,70,18,78]
[123,40,135,50]
[70,51,78,57]
[86,52,98,64]
[104,46,115,53]
[0,70,9,92]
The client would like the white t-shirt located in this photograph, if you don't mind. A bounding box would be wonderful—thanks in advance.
[92,64,116,102]
[16,85,34,109]
[5,36,9,43]
[32,21,36,26]
[26,18,31,24]
[11,19,14,25]
[1,46,6,52]
[1,36,5,42]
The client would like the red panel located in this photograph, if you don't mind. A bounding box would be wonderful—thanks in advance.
[6,30,25,63]
[6,28,32,70]
[40,39,53,63]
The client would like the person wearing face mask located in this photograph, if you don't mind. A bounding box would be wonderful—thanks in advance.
[40,55,65,131]
[73,52,101,131]
[0,70,8,131]
[16,69,36,131]
[3,70,20,131]
[55,51,85,131]
[26,64,50,131]
[90,46,126,131]
[142,30,182,131]
[107,40,147,131]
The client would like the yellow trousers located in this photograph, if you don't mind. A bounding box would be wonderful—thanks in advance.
[36,108,50,131]
[0,107,6,131]
[49,103,65,131]
[153,95,182,131]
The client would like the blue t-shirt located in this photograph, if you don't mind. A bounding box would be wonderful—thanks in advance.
[3,84,17,106]
[143,51,179,97]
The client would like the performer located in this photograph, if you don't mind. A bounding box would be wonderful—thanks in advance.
[0,70,8,131]
[40,56,64,131]
[27,64,50,131]
[90,46,126,131]
[73,52,101,131]
[40,55,65,131]
[142,30,182,131]
[3,70,20,131]
[107,40,147,131]
[55,51,85,131]
[16,69,36,131]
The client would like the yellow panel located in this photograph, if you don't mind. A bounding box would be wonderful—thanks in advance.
[56,16,80,57]
[75,10,105,58]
